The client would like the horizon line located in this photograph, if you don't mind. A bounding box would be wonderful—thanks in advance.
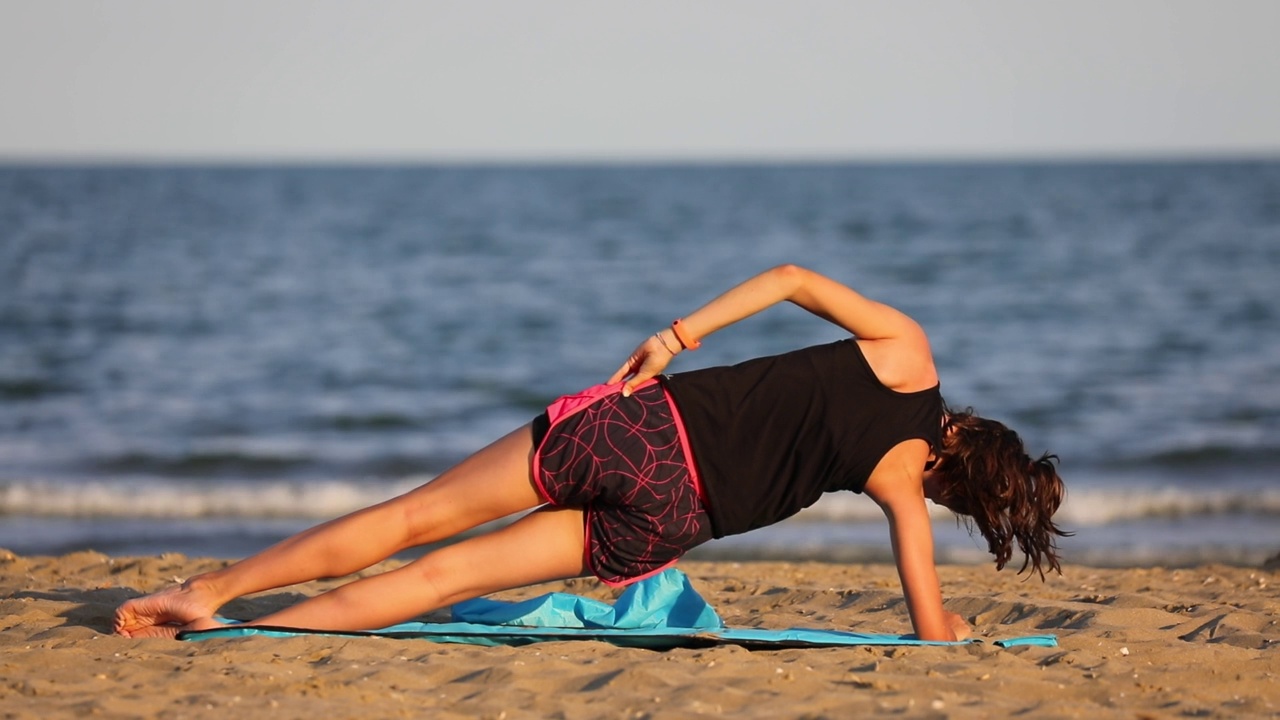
[3,149,1279,168]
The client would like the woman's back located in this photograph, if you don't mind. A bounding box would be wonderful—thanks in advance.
[665,339,942,538]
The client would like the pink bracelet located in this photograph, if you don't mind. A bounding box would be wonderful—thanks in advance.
[671,319,701,350]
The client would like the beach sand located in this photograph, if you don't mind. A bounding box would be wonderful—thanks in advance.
[2,549,1277,719]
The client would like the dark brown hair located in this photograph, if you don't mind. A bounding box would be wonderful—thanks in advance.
[932,402,1072,579]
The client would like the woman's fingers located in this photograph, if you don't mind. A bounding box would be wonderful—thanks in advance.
[944,611,972,641]
[609,335,676,396]
[607,363,631,385]
[623,354,672,396]
[621,374,647,397]
[608,350,642,385]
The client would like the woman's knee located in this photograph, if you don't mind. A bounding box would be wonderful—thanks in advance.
[402,544,491,608]
[394,495,449,549]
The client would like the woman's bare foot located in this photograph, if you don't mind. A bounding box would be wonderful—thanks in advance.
[114,577,223,638]
[125,615,225,640]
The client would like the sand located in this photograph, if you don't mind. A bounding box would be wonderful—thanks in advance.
[2,549,1277,719]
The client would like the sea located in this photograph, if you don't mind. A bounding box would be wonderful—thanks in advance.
[2,162,1278,569]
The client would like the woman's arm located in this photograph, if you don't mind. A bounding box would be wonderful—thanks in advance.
[610,264,930,394]
[882,497,956,641]
[868,474,971,642]
[680,263,925,342]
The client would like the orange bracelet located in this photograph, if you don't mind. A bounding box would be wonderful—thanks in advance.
[671,318,701,350]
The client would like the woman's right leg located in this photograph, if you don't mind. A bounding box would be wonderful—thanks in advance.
[115,424,545,636]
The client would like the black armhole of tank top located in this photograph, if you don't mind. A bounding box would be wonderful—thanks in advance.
[845,339,939,398]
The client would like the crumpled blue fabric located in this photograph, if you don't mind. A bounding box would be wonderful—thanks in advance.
[451,567,722,631]
[179,568,1057,649]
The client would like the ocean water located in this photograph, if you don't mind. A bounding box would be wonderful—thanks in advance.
[1,162,1278,568]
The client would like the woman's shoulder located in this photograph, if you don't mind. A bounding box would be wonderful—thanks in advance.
[862,439,933,505]
[853,337,938,394]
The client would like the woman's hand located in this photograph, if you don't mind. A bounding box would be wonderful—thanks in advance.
[608,331,678,396]
[943,611,972,641]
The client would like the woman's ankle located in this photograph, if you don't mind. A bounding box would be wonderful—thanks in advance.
[181,573,230,609]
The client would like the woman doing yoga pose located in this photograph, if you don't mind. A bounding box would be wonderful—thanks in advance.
[115,265,1068,642]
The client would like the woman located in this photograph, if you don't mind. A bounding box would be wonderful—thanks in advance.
[115,265,1068,642]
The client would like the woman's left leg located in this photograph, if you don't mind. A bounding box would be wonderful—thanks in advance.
[132,505,589,638]
[116,424,545,637]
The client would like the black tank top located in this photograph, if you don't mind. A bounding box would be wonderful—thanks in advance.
[662,340,942,538]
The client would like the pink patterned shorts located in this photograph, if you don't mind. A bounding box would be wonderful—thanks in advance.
[531,380,713,587]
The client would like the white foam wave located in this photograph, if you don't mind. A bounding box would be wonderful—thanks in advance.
[793,485,1280,527]
[3,477,1279,525]
[0,477,430,519]
[1052,486,1280,526]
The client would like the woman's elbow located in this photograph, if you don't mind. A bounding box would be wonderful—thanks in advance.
[769,264,812,294]
[771,263,807,280]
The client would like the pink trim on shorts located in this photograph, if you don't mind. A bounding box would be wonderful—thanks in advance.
[659,383,706,506]
[581,505,680,589]
[593,553,681,588]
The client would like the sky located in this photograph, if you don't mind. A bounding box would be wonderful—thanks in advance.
[2,0,1279,162]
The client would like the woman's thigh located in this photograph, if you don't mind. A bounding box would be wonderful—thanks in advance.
[390,424,547,548]
[402,505,588,608]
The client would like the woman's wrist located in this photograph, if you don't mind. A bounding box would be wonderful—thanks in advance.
[654,330,681,355]
[671,318,701,350]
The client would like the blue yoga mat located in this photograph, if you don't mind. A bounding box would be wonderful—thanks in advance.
[179,569,1056,650]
